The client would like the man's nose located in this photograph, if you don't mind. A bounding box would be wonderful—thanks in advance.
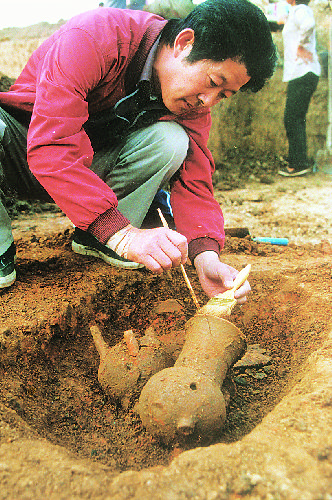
[197,89,231,107]
[197,92,219,107]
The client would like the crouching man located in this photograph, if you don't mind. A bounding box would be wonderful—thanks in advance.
[0,0,276,301]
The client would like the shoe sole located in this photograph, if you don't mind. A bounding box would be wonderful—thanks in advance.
[72,241,144,270]
[0,269,16,289]
[278,168,312,177]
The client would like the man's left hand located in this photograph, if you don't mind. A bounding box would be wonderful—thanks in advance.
[194,251,251,302]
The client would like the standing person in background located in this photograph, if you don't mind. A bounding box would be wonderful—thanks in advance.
[278,0,321,177]
[103,1,127,7]
[104,0,146,9]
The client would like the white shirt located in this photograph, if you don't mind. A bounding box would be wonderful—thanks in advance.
[282,4,321,82]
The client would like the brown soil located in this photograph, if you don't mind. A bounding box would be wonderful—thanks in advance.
[1,171,332,483]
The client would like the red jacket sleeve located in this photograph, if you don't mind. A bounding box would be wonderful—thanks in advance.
[169,110,225,261]
[26,27,129,231]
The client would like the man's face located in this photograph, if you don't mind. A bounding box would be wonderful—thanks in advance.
[153,29,251,117]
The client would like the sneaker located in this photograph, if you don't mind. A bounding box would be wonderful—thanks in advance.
[278,165,312,177]
[71,228,143,269]
[0,243,16,289]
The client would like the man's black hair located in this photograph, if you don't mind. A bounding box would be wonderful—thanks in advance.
[159,0,277,92]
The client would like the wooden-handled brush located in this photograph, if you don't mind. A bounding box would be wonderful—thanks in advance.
[197,264,251,317]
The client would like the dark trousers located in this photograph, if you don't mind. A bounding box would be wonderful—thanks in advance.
[284,71,319,169]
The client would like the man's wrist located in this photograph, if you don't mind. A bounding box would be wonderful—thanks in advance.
[194,250,220,270]
[106,224,137,259]
[88,208,131,244]
[188,237,220,263]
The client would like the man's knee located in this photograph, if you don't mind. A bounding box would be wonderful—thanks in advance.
[145,122,189,174]
[103,121,189,193]
[156,121,189,161]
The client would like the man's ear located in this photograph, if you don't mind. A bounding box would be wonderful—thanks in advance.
[173,29,195,58]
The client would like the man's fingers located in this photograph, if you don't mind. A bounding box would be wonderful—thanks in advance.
[155,237,183,268]
[141,254,164,274]
[139,244,182,272]
[126,227,188,272]
[234,281,251,301]
[210,263,234,289]
[140,228,187,269]
[166,229,188,263]
[176,239,188,265]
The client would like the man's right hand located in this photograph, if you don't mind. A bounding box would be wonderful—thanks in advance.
[109,225,188,274]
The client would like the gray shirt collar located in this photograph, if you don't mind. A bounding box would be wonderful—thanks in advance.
[140,36,160,88]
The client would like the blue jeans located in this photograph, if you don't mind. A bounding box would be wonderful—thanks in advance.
[284,72,319,169]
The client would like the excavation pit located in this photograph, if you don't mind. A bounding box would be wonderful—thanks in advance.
[1,226,331,499]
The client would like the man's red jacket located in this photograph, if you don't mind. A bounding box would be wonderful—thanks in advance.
[0,8,225,260]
